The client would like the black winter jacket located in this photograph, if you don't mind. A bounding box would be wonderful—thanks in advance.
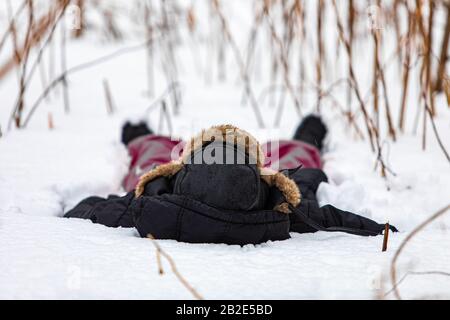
[65,166,395,245]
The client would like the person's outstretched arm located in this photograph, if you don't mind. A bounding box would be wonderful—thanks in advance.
[64,192,135,228]
[64,176,173,228]
[286,168,397,236]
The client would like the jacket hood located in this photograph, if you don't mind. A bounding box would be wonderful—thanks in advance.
[134,124,301,213]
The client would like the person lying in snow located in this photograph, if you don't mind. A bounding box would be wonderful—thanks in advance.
[65,115,397,245]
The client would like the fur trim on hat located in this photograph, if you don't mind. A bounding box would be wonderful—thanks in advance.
[274,202,291,214]
[260,170,302,210]
[134,125,301,213]
[181,124,265,168]
[135,160,183,197]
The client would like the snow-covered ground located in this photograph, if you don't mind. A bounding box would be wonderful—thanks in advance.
[0,0,449,299]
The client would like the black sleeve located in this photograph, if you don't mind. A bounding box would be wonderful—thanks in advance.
[63,176,174,228]
[290,200,395,236]
[288,168,397,236]
[64,192,135,228]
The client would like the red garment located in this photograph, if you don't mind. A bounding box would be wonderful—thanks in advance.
[263,139,322,171]
[123,135,322,192]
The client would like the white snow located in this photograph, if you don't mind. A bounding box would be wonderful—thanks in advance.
[0,0,449,299]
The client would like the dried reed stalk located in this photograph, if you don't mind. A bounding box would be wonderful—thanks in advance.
[422,85,450,163]
[434,2,450,93]
[8,0,70,130]
[147,234,203,300]
[399,9,414,131]
[426,1,435,115]
[262,3,302,124]
[103,79,115,115]
[72,0,85,38]
[144,0,154,97]
[159,0,181,115]
[0,1,60,81]
[373,30,397,141]
[158,100,173,136]
[48,112,54,129]
[60,16,70,114]
[372,29,380,129]
[347,0,355,112]
[15,0,34,128]
[22,37,158,127]
[315,0,324,112]
[0,0,27,54]
[5,0,21,84]
[332,0,376,151]
[382,223,389,252]
[211,0,265,128]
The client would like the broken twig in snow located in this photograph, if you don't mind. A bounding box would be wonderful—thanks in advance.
[147,234,203,300]
[382,223,390,252]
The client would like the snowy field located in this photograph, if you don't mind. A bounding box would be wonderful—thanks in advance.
[0,0,449,299]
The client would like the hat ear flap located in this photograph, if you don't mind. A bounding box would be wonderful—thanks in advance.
[135,161,183,197]
[260,168,302,213]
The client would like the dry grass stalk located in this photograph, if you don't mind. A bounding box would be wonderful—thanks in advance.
[332,0,376,152]
[147,234,203,300]
[315,0,324,112]
[72,0,85,38]
[382,223,389,252]
[264,9,302,123]
[103,9,122,40]
[373,29,396,141]
[0,0,27,54]
[211,0,265,128]
[254,0,304,125]
[372,29,380,129]
[392,0,402,69]
[8,0,69,130]
[161,0,181,114]
[144,0,154,97]
[422,88,450,163]
[102,79,115,115]
[444,76,450,106]
[47,112,54,130]
[390,203,450,300]
[158,100,173,136]
[60,15,70,114]
[22,37,158,127]
[187,5,196,33]
[347,0,355,111]
[243,5,264,82]
[0,0,62,82]
[422,97,427,150]
[399,9,414,131]
[434,2,450,93]
[4,0,22,105]
[426,1,435,116]
[15,0,35,129]
[38,50,49,98]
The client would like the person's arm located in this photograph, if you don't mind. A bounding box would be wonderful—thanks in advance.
[64,192,135,227]
[64,176,173,228]
[287,168,397,236]
[289,199,397,236]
